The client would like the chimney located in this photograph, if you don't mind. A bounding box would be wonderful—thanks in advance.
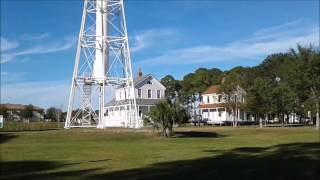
[138,67,142,78]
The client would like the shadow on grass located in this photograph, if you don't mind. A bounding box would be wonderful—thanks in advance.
[0,160,102,180]
[173,131,224,138]
[1,161,62,177]
[88,159,111,163]
[1,143,319,180]
[0,133,17,144]
[89,142,319,180]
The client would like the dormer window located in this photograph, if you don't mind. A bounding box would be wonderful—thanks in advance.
[147,81,152,84]
[218,95,222,102]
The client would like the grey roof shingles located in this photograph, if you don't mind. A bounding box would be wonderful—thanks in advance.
[133,74,153,88]
[105,98,164,107]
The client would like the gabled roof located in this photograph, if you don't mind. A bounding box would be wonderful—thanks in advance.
[202,85,220,95]
[133,74,153,87]
[133,74,166,89]
[0,103,43,112]
[114,72,166,90]
[202,85,246,96]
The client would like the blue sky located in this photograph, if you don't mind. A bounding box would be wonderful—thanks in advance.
[1,0,319,108]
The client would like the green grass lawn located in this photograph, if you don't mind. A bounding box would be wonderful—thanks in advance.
[1,126,319,180]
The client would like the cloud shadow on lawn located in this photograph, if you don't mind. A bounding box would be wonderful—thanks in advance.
[0,133,17,144]
[89,142,320,180]
[0,160,102,180]
[1,142,319,180]
[173,131,225,138]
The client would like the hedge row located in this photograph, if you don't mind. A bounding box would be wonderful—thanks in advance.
[0,122,64,131]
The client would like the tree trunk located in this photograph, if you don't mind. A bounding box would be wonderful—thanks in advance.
[163,127,167,137]
[310,88,319,130]
[316,102,319,130]
[281,114,285,127]
[167,127,172,137]
[232,109,235,127]
[163,126,172,137]
[237,107,240,127]
[233,109,238,127]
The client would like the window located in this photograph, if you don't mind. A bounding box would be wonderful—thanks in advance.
[138,89,142,98]
[207,96,209,103]
[147,81,152,84]
[157,90,161,99]
[218,95,222,102]
[119,92,122,99]
[139,107,142,117]
[148,89,152,98]
[218,108,224,117]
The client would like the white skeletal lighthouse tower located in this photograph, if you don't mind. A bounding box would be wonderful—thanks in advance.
[65,0,138,128]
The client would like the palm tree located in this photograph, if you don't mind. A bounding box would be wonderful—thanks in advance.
[149,100,189,137]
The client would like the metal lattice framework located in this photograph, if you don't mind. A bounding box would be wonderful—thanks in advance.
[65,0,138,128]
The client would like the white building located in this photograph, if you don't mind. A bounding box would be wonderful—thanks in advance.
[185,93,202,121]
[101,69,166,127]
[200,85,249,125]
[0,103,44,122]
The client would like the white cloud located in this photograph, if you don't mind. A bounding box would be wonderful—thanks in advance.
[1,80,70,109]
[0,37,19,52]
[1,71,26,83]
[131,35,146,52]
[1,71,8,76]
[130,29,176,53]
[21,33,49,40]
[0,36,76,64]
[253,19,302,36]
[12,38,75,56]
[0,54,15,64]
[137,20,319,67]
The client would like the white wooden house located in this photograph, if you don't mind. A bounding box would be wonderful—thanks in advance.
[101,69,166,127]
[0,103,44,122]
[200,85,249,125]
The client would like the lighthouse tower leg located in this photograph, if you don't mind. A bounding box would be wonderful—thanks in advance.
[65,0,138,129]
